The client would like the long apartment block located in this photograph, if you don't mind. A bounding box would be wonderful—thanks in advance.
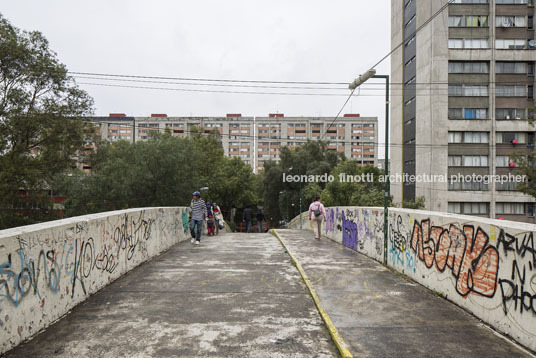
[391,0,536,223]
[90,113,378,174]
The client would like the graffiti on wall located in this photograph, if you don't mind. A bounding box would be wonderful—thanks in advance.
[0,211,156,308]
[389,215,416,274]
[410,219,499,298]
[342,211,357,250]
[497,230,536,316]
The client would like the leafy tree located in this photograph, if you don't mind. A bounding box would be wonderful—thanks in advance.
[55,132,259,222]
[322,161,385,207]
[510,151,536,198]
[262,160,284,224]
[0,14,94,227]
[402,196,426,210]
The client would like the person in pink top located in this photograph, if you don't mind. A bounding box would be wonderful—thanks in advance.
[308,196,327,240]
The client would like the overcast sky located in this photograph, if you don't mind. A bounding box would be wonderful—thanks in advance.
[2,0,391,155]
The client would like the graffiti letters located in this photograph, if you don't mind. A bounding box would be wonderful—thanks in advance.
[411,219,499,298]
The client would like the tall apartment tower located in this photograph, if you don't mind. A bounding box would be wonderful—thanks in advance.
[391,0,536,223]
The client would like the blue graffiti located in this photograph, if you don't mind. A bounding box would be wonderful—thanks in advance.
[342,211,358,251]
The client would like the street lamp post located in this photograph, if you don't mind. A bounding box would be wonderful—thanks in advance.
[350,70,390,265]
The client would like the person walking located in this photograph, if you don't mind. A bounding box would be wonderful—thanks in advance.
[308,196,327,240]
[256,208,265,233]
[243,205,253,233]
[189,191,207,245]
[213,202,223,235]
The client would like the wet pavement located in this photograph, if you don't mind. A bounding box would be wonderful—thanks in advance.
[275,229,535,358]
[4,233,338,358]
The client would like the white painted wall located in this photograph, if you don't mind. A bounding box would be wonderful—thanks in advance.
[0,207,190,354]
[289,208,536,352]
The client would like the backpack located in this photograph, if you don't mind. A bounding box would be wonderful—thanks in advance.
[313,204,321,217]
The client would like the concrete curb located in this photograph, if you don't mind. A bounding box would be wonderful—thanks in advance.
[271,229,353,358]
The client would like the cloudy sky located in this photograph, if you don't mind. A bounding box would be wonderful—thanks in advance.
[3,0,391,153]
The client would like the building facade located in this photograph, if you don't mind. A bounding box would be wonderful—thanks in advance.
[91,113,378,174]
[391,0,536,222]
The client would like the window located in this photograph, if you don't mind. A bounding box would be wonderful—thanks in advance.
[496,39,526,49]
[496,181,519,191]
[450,38,489,49]
[405,97,416,106]
[449,85,462,96]
[449,16,463,27]
[464,132,489,143]
[406,15,416,27]
[496,16,526,28]
[452,0,488,3]
[496,62,526,74]
[448,62,489,73]
[448,202,489,215]
[464,108,488,119]
[448,132,488,143]
[496,132,526,144]
[448,62,463,73]
[496,0,528,3]
[466,16,488,27]
[464,38,489,49]
[496,85,526,97]
[496,203,525,215]
[449,85,488,97]
[449,180,488,191]
[462,181,489,191]
[496,156,512,167]
[405,56,416,68]
[448,202,461,214]
[449,108,463,119]
[465,85,488,96]
[448,132,463,143]
[464,62,489,73]
[448,155,489,166]
[405,76,416,86]
[496,108,526,120]
[448,156,462,166]
[405,36,416,48]
[463,155,488,166]
[464,203,489,215]
[448,39,463,49]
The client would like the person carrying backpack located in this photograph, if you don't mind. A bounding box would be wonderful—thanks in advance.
[308,196,327,240]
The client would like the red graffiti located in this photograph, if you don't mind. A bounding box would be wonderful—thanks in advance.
[411,220,499,298]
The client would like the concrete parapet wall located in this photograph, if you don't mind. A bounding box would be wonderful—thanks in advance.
[289,207,536,352]
[0,207,190,354]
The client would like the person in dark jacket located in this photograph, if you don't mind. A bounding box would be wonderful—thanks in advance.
[243,206,253,233]
[256,208,265,233]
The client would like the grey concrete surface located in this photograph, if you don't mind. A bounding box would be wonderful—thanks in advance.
[276,229,535,358]
[3,233,338,358]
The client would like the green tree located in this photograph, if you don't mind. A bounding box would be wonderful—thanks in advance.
[402,196,426,209]
[0,14,94,228]
[323,161,385,207]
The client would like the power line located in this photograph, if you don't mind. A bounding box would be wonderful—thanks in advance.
[77,82,356,97]
[73,75,536,88]
[72,75,350,91]
[70,71,349,86]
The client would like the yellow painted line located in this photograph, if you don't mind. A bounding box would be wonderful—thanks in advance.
[271,229,353,358]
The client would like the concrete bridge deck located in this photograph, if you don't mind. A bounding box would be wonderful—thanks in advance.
[3,231,534,357]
